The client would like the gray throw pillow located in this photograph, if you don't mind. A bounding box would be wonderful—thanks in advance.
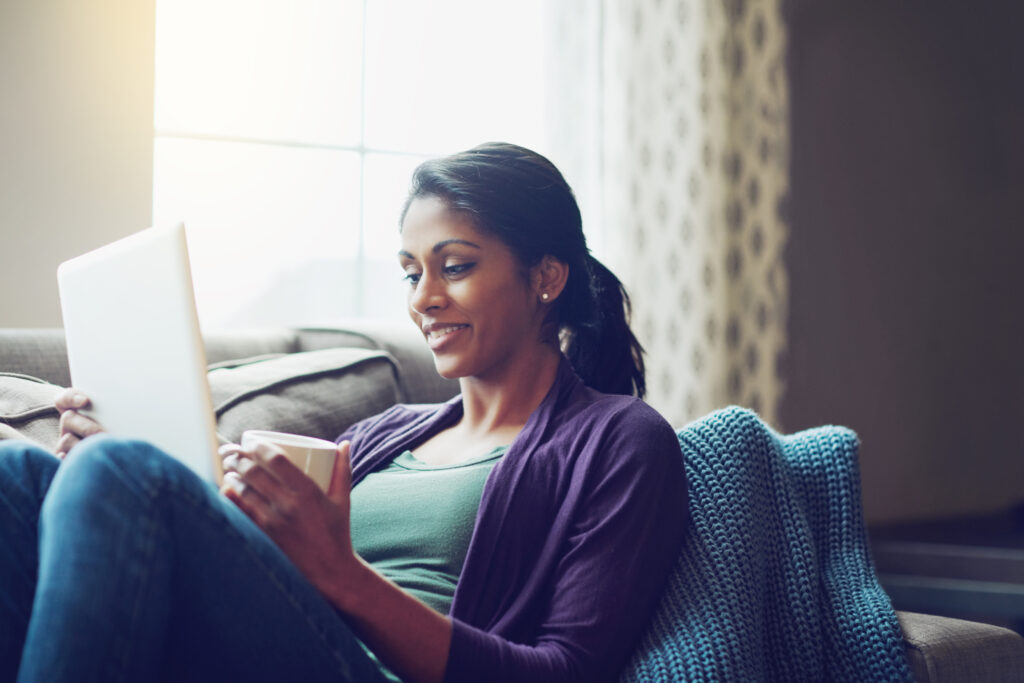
[209,347,403,444]
[0,373,62,451]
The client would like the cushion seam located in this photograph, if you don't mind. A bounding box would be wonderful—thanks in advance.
[0,405,60,423]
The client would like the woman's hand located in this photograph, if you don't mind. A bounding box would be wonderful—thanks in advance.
[219,440,362,598]
[222,440,452,682]
[54,388,106,459]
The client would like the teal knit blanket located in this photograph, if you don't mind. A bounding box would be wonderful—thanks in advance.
[622,407,911,682]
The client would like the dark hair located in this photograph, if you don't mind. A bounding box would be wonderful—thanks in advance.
[401,142,646,398]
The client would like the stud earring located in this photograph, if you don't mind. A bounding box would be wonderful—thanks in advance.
[541,292,550,301]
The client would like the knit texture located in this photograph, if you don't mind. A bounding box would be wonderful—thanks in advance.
[621,407,911,682]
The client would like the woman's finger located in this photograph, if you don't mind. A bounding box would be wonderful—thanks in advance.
[235,456,290,504]
[59,410,104,439]
[219,444,243,473]
[54,389,91,412]
[58,409,74,434]
[248,440,312,493]
[56,432,79,456]
[221,451,242,475]
[326,441,352,506]
[222,472,276,527]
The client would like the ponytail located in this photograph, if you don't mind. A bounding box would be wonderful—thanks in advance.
[404,142,647,398]
[559,255,647,399]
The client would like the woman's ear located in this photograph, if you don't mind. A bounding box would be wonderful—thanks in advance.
[533,255,569,304]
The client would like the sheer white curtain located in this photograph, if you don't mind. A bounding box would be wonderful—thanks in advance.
[540,0,606,260]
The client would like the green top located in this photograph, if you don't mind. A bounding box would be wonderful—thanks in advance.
[349,446,507,680]
[350,446,507,613]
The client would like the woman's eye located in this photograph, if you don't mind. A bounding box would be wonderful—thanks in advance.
[444,263,474,277]
[402,262,472,286]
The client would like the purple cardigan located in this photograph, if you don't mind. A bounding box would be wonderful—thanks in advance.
[337,357,688,683]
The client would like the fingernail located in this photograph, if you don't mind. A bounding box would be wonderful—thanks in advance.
[224,472,243,492]
[72,394,87,407]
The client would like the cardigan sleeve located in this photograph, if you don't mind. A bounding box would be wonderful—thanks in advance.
[444,403,688,683]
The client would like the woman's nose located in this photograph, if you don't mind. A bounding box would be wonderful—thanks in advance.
[409,271,447,313]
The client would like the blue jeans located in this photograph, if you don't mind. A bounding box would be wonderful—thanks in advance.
[0,436,391,683]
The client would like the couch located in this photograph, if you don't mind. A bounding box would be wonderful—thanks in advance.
[2,321,1023,682]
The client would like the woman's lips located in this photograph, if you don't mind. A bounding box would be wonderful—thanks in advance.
[425,324,469,351]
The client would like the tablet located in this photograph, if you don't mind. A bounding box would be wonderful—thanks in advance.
[57,224,222,483]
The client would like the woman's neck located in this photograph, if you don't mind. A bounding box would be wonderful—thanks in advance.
[456,343,562,438]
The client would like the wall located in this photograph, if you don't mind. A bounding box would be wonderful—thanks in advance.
[783,1,1024,522]
[0,1,155,327]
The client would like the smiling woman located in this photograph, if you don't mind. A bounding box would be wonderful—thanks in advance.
[400,143,646,398]
[398,197,554,384]
[329,143,683,679]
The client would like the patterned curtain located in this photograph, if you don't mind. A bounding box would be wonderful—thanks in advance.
[601,0,790,427]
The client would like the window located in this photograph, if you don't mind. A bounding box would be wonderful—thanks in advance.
[153,0,566,328]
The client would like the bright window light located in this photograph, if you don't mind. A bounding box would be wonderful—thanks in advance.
[363,0,548,154]
[153,0,550,328]
[154,0,363,145]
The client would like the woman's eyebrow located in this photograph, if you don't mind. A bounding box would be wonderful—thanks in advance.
[431,239,481,252]
[397,239,482,259]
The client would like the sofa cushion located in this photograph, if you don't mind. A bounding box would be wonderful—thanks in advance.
[0,373,62,450]
[209,347,403,445]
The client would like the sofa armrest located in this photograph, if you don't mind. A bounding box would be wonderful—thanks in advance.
[898,611,1024,682]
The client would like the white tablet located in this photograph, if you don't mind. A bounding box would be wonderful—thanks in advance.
[57,224,222,483]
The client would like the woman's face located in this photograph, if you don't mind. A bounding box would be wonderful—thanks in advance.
[399,196,545,382]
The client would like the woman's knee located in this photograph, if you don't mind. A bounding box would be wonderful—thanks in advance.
[39,436,180,534]
[54,435,181,500]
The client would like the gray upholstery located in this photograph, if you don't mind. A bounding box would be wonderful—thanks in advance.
[0,373,61,450]
[294,323,459,404]
[0,329,74,387]
[209,347,403,444]
[201,329,302,365]
[900,611,1024,683]
[1,320,1021,682]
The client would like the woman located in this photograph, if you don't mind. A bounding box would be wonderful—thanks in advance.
[0,143,686,682]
